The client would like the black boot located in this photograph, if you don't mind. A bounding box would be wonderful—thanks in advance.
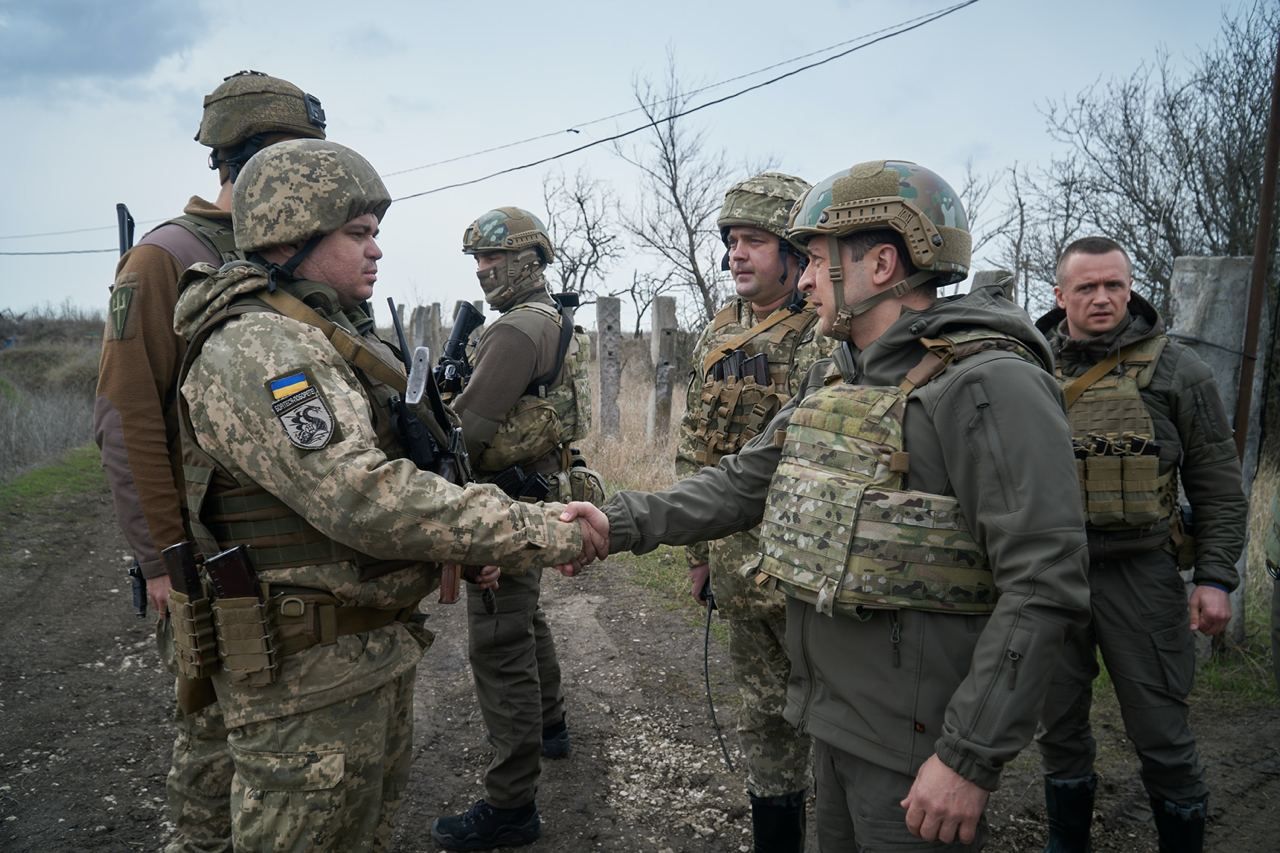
[541,716,570,759]
[749,789,806,853]
[1150,795,1207,853]
[1043,774,1096,853]
[430,800,540,851]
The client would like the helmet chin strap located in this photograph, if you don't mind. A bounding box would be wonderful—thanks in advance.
[825,234,938,340]
[265,233,325,292]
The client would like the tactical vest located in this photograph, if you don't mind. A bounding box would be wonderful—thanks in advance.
[758,330,1040,617]
[1057,335,1176,529]
[474,301,589,472]
[178,273,420,581]
[140,212,240,270]
[692,301,820,466]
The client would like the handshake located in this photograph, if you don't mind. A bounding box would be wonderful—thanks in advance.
[556,502,612,576]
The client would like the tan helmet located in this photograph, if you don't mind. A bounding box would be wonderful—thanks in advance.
[195,70,327,149]
[461,207,554,311]
[717,171,811,243]
[786,160,971,341]
[232,139,390,254]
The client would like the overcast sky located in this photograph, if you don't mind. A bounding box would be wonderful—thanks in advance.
[0,0,1247,329]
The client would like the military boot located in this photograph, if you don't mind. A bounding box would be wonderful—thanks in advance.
[749,789,806,853]
[1043,774,1096,853]
[430,800,540,851]
[541,716,570,760]
[1150,795,1207,853]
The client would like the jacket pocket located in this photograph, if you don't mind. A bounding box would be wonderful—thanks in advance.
[963,380,1016,512]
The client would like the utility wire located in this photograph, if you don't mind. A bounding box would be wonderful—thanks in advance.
[392,0,978,202]
[0,0,979,254]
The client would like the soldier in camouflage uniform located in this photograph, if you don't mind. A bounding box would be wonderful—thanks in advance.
[1033,237,1247,853]
[173,140,592,851]
[432,207,601,851]
[675,171,829,851]
[562,161,1091,850]
[93,70,327,853]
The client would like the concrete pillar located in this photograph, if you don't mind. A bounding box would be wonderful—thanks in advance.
[408,305,427,350]
[647,296,678,442]
[426,302,443,361]
[396,302,406,332]
[597,297,621,437]
[1170,255,1270,648]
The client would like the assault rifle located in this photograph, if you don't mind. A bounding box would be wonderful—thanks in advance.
[118,201,143,615]
[386,299,493,612]
[116,203,135,257]
[490,464,554,502]
[435,301,486,395]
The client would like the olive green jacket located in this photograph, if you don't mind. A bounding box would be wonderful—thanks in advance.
[603,283,1090,789]
[1036,293,1246,590]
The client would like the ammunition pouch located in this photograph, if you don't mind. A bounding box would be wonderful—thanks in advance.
[559,448,606,504]
[693,376,783,466]
[1075,439,1172,528]
[167,588,218,681]
[211,592,278,688]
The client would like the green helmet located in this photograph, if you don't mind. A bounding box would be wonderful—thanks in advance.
[787,160,971,341]
[461,207,554,311]
[717,171,811,242]
[232,139,390,254]
[195,70,327,149]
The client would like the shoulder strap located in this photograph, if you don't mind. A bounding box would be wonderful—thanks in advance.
[710,301,740,332]
[700,305,805,378]
[165,214,240,265]
[524,304,573,396]
[1063,341,1149,408]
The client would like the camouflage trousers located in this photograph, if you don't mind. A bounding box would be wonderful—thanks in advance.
[814,738,986,851]
[726,613,812,798]
[466,567,565,808]
[226,669,415,851]
[1037,548,1207,803]
[157,618,233,853]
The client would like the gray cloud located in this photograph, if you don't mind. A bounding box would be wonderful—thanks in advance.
[0,0,206,95]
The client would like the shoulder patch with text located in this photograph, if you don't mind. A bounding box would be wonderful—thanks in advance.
[266,370,335,450]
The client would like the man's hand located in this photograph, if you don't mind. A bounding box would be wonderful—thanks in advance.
[900,754,989,845]
[1188,584,1231,635]
[461,564,501,591]
[689,563,710,606]
[147,574,173,616]
[557,502,610,576]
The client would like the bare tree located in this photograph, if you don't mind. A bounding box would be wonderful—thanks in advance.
[614,56,736,325]
[541,168,624,304]
[609,269,680,338]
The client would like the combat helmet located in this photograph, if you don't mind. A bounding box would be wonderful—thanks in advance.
[461,207,555,311]
[717,171,811,242]
[196,70,327,182]
[233,139,389,278]
[786,160,971,341]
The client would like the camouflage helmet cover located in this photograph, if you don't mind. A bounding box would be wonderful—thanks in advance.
[196,70,327,149]
[786,160,971,282]
[233,139,390,253]
[461,206,555,265]
[717,171,811,242]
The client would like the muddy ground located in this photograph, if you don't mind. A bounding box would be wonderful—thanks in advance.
[1,481,1278,852]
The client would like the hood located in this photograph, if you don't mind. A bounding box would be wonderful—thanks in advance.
[1035,290,1164,362]
[850,280,1054,385]
[182,195,230,222]
[173,261,272,341]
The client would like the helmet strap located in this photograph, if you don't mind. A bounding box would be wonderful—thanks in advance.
[846,269,938,318]
[210,133,271,183]
[266,233,325,292]
[827,235,854,343]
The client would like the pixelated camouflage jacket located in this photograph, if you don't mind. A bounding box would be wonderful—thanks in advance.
[604,282,1090,790]
[674,296,834,617]
[174,263,584,726]
[1036,293,1246,589]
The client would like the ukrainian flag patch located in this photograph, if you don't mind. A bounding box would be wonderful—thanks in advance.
[270,371,310,400]
[265,369,335,450]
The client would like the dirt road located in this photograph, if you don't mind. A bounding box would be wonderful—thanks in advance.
[1,481,1277,851]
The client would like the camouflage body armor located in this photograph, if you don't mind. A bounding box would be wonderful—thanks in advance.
[689,300,822,467]
[1059,336,1176,529]
[759,331,1038,617]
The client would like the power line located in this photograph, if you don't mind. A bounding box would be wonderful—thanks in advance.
[0,0,979,254]
[392,0,979,202]
[379,2,971,179]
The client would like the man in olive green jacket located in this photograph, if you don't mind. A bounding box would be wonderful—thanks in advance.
[560,161,1091,850]
[1033,236,1247,853]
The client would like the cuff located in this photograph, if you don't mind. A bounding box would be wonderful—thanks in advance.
[933,737,1000,792]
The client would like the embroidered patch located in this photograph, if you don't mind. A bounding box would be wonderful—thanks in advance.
[266,369,335,450]
[108,283,135,341]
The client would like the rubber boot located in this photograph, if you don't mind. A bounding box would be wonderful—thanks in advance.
[1150,795,1207,853]
[749,789,806,853]
[1043,774,1096,853]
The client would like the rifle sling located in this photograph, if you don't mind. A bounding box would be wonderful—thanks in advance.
[1063,342,1147,409]
[700,306,800,378]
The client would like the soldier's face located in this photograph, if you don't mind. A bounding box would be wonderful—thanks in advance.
[1054,249,1132,338]
[726,226,794,305]
[297,213,383,309]
[798,238,840,335]
[473,252,505,274]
